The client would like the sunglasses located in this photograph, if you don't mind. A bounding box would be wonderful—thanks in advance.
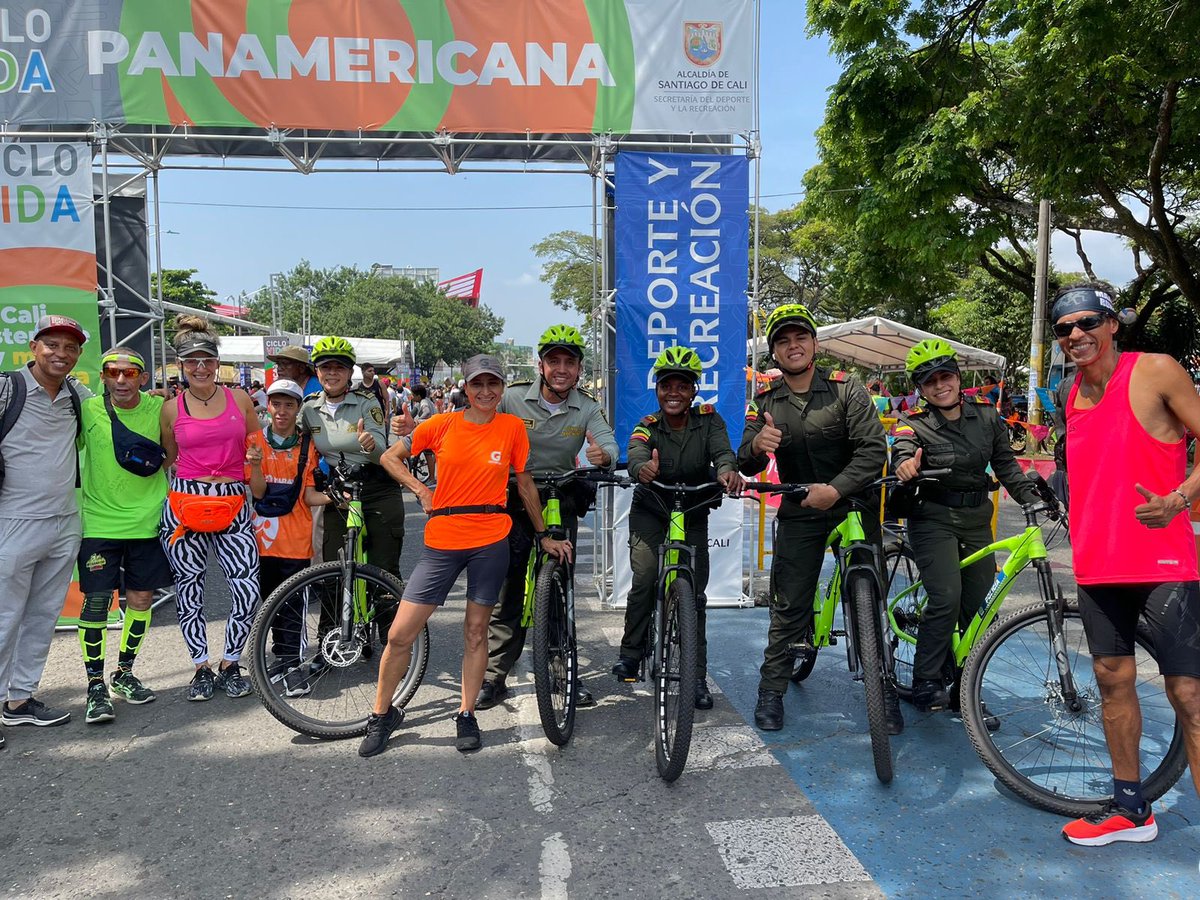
[1052,314,1110,338]
[181,357,220,369]
[102,366,142,379]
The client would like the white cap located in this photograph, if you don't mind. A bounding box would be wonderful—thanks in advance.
[266,379,304,402]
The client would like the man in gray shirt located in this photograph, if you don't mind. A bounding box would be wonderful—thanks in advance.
[0,315,88,740]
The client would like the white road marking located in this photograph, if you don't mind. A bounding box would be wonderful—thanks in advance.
[687,725,777,771]
[706,815,871,889]
[539,832,572,900]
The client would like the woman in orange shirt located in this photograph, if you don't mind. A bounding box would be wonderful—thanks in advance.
[365,354,571,758]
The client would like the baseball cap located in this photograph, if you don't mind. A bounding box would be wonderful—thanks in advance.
[34,315,87,345]
[266,379,304,402]
[462,354,505,384]
[267,346,315,370]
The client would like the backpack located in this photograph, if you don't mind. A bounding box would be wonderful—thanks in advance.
[0,368,83,491]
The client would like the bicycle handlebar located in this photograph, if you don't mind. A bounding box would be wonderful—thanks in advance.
[743,469,954,497]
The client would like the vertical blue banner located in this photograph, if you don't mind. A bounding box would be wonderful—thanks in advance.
[614,151,749,453]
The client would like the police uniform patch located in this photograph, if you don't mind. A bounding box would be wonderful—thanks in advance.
[745,400,760,421]
[521,417,535,429]
[640,413,659,425]
[906,406,928,417]
[829,370,849,382]
[893,423,916,436]
[369,405,384,426]
[972,394,993,405]
[696,403,716,415]
[631,425,652,443]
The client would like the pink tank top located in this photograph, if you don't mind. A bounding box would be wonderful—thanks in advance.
[174,387,248,481]
[1067,352,1199,584]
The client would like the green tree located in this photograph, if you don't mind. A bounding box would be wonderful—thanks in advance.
[532,230,600,318]
[242,261,367,332]
[158,268,216,311]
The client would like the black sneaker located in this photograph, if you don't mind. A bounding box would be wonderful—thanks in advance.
[85,682,115,724]
[612,657,640,682]
[358,707,404,758]
[754,690,784,731]
[884,681,904,735]
[475,680,508,710]
[2,697,71,727]
[283,667,312,698]
[912,679,950,712]
[455,711,482,752]
[695,678,714,710]
[214,663,252,699]
[111,669,156,704]
[188,667,216,702]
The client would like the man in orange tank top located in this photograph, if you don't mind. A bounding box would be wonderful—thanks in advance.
[1052,281,1200,848]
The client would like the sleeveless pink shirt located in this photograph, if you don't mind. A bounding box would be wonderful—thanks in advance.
[173,387,248,481]
[1066,352,1199,584]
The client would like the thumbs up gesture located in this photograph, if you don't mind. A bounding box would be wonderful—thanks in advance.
[584,429,609,467]
[896,447,923,482]
[356,418,377,453]
[752,411,784,455]
[1133,482,1184,529]
[638,448,661,484]
[390,402,416,437]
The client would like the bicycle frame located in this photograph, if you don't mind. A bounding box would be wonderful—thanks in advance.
[521,490,565,628]
[335,483,374,644]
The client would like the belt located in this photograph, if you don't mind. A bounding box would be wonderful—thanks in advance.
[919,483,988,509]
[428,504,508,517]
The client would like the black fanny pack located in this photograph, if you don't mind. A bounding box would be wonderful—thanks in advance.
[253,434,311,518]
[107,393,167,477]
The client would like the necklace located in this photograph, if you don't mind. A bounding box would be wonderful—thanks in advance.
[188,386,219,406]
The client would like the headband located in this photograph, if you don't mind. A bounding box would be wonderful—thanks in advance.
[1051,287,1116,322]
[101,351,145,371]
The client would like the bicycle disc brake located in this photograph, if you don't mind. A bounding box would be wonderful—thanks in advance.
[320,626,368,668]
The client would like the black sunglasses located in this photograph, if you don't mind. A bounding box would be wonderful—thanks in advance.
[1052,314,1110,338]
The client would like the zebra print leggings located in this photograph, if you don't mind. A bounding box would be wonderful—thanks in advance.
[160,479,261,666]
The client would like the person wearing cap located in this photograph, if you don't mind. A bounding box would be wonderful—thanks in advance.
[362,354,572,758]
[299,337,401,645]
[738,303,889,733]
[267,346,322,399]
[74,346,174,725]
[0,315,88,736]
[476,324,618,711]
[246,379,329,697]
[1049,281,1200,848]
[891,339,1038,716]
[160,315,262,702]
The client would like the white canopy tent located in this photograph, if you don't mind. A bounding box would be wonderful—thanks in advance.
[749,315,1006,374]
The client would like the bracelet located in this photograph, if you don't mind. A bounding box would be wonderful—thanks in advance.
[1171,489,1191,509]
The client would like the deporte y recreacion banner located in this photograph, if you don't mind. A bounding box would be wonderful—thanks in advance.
[0,1,755,134]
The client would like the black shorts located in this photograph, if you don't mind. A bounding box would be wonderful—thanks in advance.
[78,537,174,594]
[1076,581,1200,677]
[404,540,509,607]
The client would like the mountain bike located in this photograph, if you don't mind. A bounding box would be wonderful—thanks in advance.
[746,474,930,784]
[247,459,430,739]
[884,471,1187,816]
[518,467,597,746]
[406,449,435,486]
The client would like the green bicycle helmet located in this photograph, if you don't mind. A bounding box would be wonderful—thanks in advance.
[311,335,356,367]
[905,338,959,385]
[765,303,819,346]
[652,346,703,383]
[537,324,586,359]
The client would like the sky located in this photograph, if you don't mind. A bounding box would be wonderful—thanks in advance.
[153,4,1132,348]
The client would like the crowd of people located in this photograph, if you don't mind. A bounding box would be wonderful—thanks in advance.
[0,288,1197,850]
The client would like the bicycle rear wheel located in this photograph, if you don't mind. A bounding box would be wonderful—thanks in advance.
[655,575,698,782]
[532,559,577,746]
[247,562,430,739]
[850,573,894,784]
[883,544,924,699]
[960,600,1187,817]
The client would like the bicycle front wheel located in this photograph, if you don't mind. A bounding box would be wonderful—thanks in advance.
[850,573,894,784]
[655,575,698,782]
[883,544,924,699]
[532,559,577,746]
[247,562,430,739]
[960,600,1187,817]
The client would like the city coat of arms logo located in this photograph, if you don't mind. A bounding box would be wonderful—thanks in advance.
[684,22,723,68]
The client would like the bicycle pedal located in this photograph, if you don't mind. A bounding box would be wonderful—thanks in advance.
[786,642,817,662]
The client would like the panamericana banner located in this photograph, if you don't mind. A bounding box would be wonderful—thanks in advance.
[0,142,102,386]
[0,1,754,134]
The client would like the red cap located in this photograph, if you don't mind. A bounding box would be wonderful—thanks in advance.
[34,315,87,345]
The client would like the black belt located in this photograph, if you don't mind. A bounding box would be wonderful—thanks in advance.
[428,504,508,517]
[919,483,989,509]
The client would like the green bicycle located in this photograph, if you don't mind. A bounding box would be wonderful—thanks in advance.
[746,474,933,784]
[247,458,430,739]
[519,468,597,746]
[884,471,1187,816]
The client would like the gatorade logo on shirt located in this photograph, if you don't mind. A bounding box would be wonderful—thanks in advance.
[489,450,503,464]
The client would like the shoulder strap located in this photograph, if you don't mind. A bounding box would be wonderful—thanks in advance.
[293,433,311,491]
[0,371,27,444]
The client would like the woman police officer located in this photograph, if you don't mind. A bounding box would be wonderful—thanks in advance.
[891,339,1039,711]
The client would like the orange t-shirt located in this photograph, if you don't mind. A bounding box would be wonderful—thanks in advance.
[412,411,529,550]
[246,431,319,560]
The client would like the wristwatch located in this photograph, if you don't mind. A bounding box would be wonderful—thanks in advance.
[534,530,551,542]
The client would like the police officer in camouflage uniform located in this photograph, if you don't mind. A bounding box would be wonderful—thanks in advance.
[892,339,1038,711]
[616,346,742,710]
[300,336,403,643]
[476,325,619,710]
[738,304,890,732]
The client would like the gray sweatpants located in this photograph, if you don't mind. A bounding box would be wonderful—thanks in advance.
[0,515,81,703]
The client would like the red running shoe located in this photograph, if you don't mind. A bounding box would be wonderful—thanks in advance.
[1062,801,1158,846]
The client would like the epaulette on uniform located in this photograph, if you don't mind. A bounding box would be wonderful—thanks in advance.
[696,403,716,415]
[577,386,597,400]
[303,390,323,402]
[972,394,993,405]
[906,405,929,416]
[756,377,783,398]
[828,370,849,383]
[510,379,534,387]
[639,413,659,426]
[630,422,653,443]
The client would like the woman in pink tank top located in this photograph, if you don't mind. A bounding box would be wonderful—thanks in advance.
[158,315,263,702]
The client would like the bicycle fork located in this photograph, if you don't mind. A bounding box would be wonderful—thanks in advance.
[1034,558,1082,710]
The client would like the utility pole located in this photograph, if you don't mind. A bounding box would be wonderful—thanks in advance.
[1028,199,1052,430]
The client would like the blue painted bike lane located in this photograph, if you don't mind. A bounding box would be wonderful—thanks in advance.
[708,606,1199,898]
